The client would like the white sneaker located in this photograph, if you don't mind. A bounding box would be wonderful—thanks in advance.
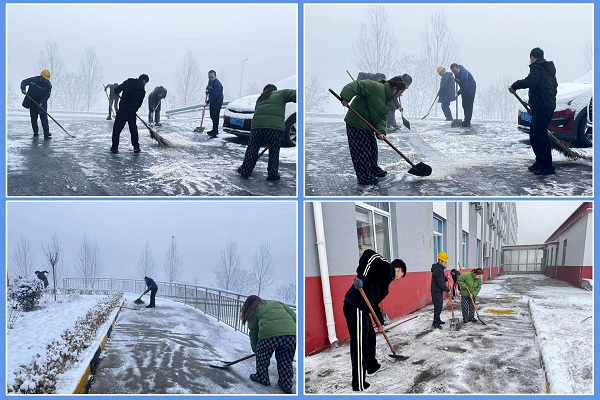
[366,363,388,376]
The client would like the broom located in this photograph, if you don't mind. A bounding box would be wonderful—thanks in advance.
[134,289,149,304]
[116,94,172,147]
[511,91,588,161]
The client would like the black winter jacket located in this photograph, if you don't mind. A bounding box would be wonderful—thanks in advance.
[115,78,146,113]
[511,59,557,111]
[431,263,450,293]
[21,76,52,108]
[149,86,168,109]
[344,249,394,323]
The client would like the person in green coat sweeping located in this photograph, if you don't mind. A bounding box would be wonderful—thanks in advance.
[241,295,297,394]
[237,84,297,181]
[457,268,484,323]
[338,76,407,185]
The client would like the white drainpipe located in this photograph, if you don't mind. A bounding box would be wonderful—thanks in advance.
[313,202,339,347]
[455,202,460,269]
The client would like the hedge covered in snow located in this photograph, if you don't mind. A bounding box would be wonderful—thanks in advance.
[7,291,124,394]
[8,276,45,311]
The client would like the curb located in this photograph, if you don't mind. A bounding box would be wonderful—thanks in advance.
[73,300,124,394]
[527,298,551,393]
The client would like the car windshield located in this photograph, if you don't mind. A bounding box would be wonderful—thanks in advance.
[573,70,592,84]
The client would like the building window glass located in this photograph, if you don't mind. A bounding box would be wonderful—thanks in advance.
[433,216,444,262]
[562,239,568,266]
[355,203,391,260]
[462,231,468,268]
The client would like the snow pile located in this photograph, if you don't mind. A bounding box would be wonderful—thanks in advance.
[7,291,124,394]
[8,276,45,311]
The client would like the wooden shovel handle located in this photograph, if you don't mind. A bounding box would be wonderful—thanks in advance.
[358,287,396,355]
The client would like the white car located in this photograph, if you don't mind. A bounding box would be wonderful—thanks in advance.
[518,70,592,148]
[223,75,297,147]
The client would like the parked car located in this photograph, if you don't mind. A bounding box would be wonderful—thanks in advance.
[517,70,592,147]
[223,75,297,147]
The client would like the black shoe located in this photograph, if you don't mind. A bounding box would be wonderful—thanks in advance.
[237,167,250,178]
[278,383,293,394]
[250,374,270,386]
[44,133,52,138]
[155,122,162,126]
[133,147,141,153]
[438,321,446,324]
[469,318,478,322]
[431,323,442,329]
[207,130,218,137]
[461,121,471,127]
[528,162,541,171]
[445,118,453,121]
[533,167,556,176]
[267,175,280,181]
[463,319,469,323]
[359,178,379,185]
[110,147,119,154]
[146,305,152,308]
[375,169,387,178]
[106,116,112,120]
[33,132,39,137]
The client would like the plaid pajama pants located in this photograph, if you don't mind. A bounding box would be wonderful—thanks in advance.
[238,128,284,180]
[254,335,296,391]
[461,295,475,321]
[346,124,379,184]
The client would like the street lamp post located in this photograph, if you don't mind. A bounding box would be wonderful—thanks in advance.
[239,58,248,97]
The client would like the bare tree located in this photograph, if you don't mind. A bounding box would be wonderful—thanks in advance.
[275,281,296,304]
[74,233,104,288]
[213,240,243,291]
[476,74,518,120]
[58,72,85,111]
[216,67,231,99]
[175,50,202,107]
[252,244,275,297]
[352,6,400,77]
[11,235,34,277]
[137,241,157,279]
[305,73,329,113]
[41,232,62,301]
[584,39,592,71]
[37,41,64,109]
[79,46,104,112]
[245,82,260,96]
[164,236,183,282]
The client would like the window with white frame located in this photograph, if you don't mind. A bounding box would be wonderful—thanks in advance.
[433,216,444,262]
[355,203,391,260]
[462,231,468,267]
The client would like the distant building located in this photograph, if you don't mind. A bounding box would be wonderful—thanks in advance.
[305,201,517,355]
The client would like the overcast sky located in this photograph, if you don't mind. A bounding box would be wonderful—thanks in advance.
[305,4,593,113]
[6,4,297,104]
[516,201,583,245]
[7,202,297,291]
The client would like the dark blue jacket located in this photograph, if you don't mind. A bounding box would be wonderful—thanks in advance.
[21,76,52,106]
[438,71,456,103]
[115,78,146,113]
[454,65,476,95]
[511,59,557,111]
[145,277,158,291]
[206,78,224,105]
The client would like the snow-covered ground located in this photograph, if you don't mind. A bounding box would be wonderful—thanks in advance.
[304,274,592,394]
[305,115,593,196]
[7,110,297,196]
[7,292,297,394]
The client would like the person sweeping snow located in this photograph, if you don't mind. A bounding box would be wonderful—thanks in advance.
[457,268,484,323]
[143,276,158,308]
[240,295,296,394]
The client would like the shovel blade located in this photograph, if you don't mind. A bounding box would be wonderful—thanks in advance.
[194,126,206,133]
[449,318,461,331]
[402,116,411,130]
[407,162,432,177]
[209,362,232,369]
[451,119,462,127]
[388,354,409,361]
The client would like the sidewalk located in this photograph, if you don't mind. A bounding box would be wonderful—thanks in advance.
[304,274,592,394]
[88,295,296,394]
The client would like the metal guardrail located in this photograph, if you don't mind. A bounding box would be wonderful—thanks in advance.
[62,278,295,336]
[165,101,230,117]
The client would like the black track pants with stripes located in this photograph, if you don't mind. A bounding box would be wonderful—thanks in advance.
[343,302,378,391]
[346,124,378,184]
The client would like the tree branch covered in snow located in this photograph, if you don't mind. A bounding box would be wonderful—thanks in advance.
[37,41,64,109]
[11,235,34,278]
[306,73,329,113]
[213,240,243,292]
[136,241,156,279]
[42,233,63,301]
[275,281,296,304]
[79,46,103,112]
[252,244,275,297]
[175,50,202,107]
[164,236,183,282]
[74,233,104,288]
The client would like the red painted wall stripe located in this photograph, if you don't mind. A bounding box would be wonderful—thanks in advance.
[545,265,593,287]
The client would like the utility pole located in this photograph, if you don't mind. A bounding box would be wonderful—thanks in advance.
[239,58,248,97]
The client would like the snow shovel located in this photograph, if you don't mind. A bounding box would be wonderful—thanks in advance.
[448,289,460,331]
[133,289,149,304]
[398,98,410,130]
[194,94,209,133]
[451,83,462,127]
[209,353,256,369]
[511,91,586,161]
[329,88,432,177]
[358,287,408,361]
[421,94,439,120]
[25,93,75,138]
[465,286,486,325]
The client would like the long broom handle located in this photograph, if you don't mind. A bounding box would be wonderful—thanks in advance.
[385,314,419,331]
[328,88,416,167]
[512,91,532,114]
[25,93,74,137]
[358,287,397,355]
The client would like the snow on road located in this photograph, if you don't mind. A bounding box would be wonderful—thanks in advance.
[304,275,592,394]
[305,115,592,196]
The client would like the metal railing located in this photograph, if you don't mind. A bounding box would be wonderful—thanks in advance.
[62,278,296,336]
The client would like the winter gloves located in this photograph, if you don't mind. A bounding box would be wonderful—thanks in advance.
[353,277,363,289]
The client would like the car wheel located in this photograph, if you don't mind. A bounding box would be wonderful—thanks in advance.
[576,111,592,148]
[282,113,297,148]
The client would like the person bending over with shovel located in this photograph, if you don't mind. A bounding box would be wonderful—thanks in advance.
[240,295,296,394]
[430,252,451,329]
[338,75,406,185]
[143,276,158,308]
[21,70,53,138]
[457,268,483,323]
[148,86,167,126]
[111,74,149,154]
[237,84,296,181]
[343,249,407,391]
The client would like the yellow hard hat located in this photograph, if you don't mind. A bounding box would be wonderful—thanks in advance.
[436,66,445,74]
[437,251,449,262]
[41,70,51,80]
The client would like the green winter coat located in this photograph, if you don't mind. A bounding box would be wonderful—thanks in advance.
[251,89,296,132]
[340,80,394,135]
[457,272,482,297]
[248,300,296,352]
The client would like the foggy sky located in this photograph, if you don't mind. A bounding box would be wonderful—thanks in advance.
[7,4,297,106]
[516,201,583,245]
[7,202,297,290]
[305,4,593,113]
